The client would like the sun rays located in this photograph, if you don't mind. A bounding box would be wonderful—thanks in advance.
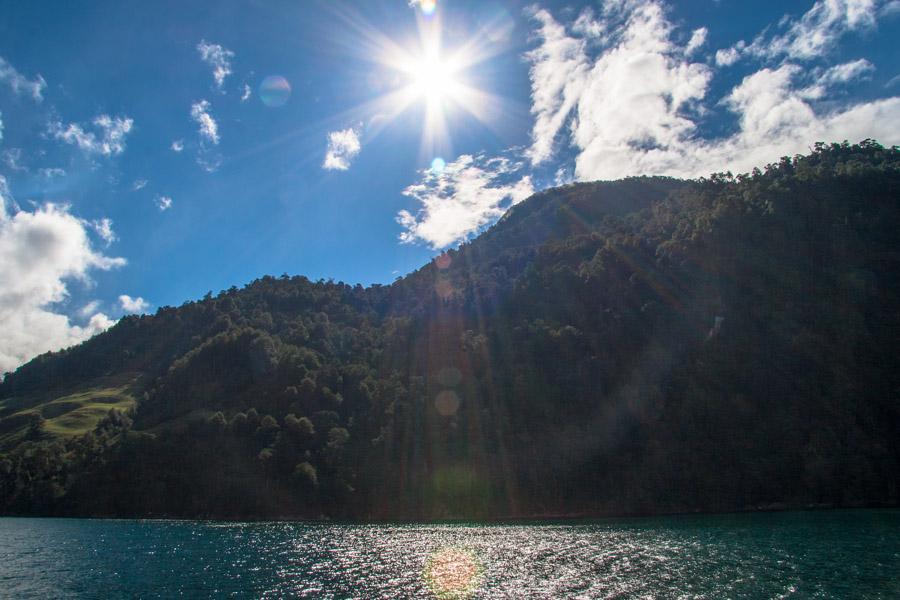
[325,0,509,165]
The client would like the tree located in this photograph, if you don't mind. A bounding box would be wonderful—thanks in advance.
[292,461,318,490]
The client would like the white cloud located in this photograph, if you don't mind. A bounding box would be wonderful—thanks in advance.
[819,58,875,84]
[50,114,134,156]
[91,218,116,246]
[323,127,361,170]
[715,43,744,66]
[38,167,66,178]
[155,195,173,211]
[196,155,222,173]
[524,1,900,181]
[725,0,880,65]
[118,294,149,314]
[77,300,101,318]
[241,84,251,102]
[685,27,708,55]
[801,58,876,100]
[0,176,124,374]
[171,139,184,152]
[191,100,219,145]
[572,9,605,38]
[197,40,234,90]
[132,178,148,191]
[397,153,534,248]
[0,56,46,101]
[525,7,590,165]
[1,148,25,172]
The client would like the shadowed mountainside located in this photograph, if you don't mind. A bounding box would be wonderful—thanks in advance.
[1,141,898,519]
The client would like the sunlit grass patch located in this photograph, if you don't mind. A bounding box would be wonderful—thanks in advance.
[0,374,139,441]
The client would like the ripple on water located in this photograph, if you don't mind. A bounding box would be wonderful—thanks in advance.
[0,511,898,598]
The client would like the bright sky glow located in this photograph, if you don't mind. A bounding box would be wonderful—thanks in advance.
[0,0,899,373]
[404,50,461,105]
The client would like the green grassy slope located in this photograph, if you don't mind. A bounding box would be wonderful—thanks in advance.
[0,373,139,448]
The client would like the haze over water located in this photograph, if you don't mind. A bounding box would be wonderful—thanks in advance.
[1,510,897,598]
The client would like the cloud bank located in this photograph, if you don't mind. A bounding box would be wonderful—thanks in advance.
[524,0,900,181]
[0,177,123,374]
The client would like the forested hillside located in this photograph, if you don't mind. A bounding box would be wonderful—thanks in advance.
[1,141,898,519]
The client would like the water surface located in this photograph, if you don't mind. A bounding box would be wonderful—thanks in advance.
[1,510,897,598]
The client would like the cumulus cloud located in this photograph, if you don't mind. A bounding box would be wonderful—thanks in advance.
[0,176,124,374]
[524,1,900,181]
[197,40,234,90]
[397,153,534,248]
[323,127,362,170]
[171,139,184,152]
[155,195,172,211]
[190,100,219,145]
[50,114,134,156]
[0,56,46,101]
[118,294,149,314]
[715,44,744,67]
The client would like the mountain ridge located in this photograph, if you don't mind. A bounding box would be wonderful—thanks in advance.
[1,140,898,520]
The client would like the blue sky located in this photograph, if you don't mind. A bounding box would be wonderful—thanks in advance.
[1,0,899,372]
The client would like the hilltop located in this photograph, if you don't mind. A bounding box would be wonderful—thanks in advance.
[1,141,898,519]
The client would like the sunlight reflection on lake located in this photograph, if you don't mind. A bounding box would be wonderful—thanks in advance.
[0,511,897,598]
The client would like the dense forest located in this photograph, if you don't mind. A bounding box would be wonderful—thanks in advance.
[0,141,898,520]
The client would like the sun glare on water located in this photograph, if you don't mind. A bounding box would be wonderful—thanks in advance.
[423,547,483,599]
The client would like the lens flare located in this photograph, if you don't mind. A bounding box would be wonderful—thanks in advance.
[434,252,452,269]
[259,75,291,107]
[420,0,437,17]
[424,546,482,599]
[434,390,460,416]
[431,157,446,174]
[434,278,455,300]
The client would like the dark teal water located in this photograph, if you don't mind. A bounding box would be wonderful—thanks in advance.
[0,510,897,598]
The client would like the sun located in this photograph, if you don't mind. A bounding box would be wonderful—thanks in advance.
[331,1,506,162]
[401,50,463,107]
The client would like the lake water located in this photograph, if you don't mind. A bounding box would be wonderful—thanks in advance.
[0,510,897,598]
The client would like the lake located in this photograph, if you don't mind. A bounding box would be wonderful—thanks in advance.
[0,510,897,598]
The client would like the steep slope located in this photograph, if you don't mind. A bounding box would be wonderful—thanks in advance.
[1,141,898,519]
